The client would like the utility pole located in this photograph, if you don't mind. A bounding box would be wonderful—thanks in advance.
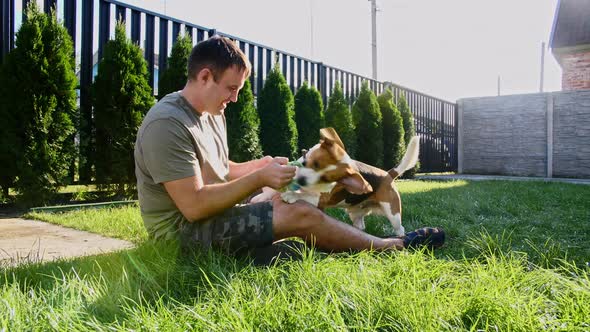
[369,0,378,80]
[540,41,545,93]
[310,0,315,58]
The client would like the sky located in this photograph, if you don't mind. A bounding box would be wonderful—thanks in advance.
[118,0,562,102]
[18,0,563,102]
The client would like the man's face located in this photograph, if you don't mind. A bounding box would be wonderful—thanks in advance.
[202,66,247,115]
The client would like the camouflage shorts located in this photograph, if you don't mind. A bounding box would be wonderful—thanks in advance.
[178,201,274,253]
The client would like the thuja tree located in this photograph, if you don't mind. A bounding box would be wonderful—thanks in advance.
[352,81,383,168]
[397,94,420,177]
[157,34,192,99]
[225,79,263,162]
[294,81,324,151]
[257,64,298,160]
[0,3,77,206]
[378,88,405,170]
[92,23,154,195]
[325,81,356,158]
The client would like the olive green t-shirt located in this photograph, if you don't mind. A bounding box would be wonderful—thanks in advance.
[134,92,229,240]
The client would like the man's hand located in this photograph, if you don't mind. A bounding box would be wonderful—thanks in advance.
[256,158,296,189]
[228,156,287,180]
[256,156,288,168]
[256,155,274,168]
[271,156,289,165]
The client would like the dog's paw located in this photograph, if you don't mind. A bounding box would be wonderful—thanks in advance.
[250,187,276,203]
[280,191,299,204]
[392,225,406,237]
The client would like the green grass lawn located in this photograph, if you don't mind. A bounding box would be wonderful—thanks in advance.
[2,180,589,331]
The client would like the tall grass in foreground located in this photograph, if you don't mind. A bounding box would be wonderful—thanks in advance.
[4,180,589,330]
[1,242,589,331]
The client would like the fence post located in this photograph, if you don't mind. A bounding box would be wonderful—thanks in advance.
[131,9,140,45]
[440,100,445,168]
[453,102,459,173]
[22,0,30,22]
[289,56,295,93]
[64,0,76,49]
[43,0,55,14]
[115,4,125,23]
[145,13,155,92]
[457,100,463,174]
[158,17,169,85]
[197,28,204,43]
[172,22,180,45]
[1,0,15,60]
[249,43,255,95]
[318,62,327,106]
[546,93,554,178]
[266,48,272,77]
[79,0,94,183]
[310,62,315,88]
[257,46,264,95]
[281,53,287,82]
[184,25,192,39]
[98,0,109,60]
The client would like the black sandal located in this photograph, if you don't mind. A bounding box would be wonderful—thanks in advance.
[400,227,446,249]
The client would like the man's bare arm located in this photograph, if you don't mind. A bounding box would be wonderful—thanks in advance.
[164,161,295,222]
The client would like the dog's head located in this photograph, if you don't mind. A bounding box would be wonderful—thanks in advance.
[295,128,372,195]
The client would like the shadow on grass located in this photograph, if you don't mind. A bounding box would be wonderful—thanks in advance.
[0,239,317,325]
[1,241,222,324]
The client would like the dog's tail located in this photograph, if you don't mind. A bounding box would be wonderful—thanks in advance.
[388,136,420,179]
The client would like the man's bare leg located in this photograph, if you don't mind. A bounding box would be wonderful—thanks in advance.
[271,196,404,252]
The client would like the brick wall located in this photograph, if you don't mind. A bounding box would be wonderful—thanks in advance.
[458,90,590,178]
[559,49,590,91]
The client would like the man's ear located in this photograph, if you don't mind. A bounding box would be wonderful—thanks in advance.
[321,164,372,195]
[320,128,345,150]
[197,68,213,84]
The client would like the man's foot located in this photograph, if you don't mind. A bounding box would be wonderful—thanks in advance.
[400,227,445,249]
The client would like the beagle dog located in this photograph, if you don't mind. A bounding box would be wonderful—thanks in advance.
[279,127,420,236]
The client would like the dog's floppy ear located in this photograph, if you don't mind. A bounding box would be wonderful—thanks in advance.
[321,163,372,195]
[320,127,345,150]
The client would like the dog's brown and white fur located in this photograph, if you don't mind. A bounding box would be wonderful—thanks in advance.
[252,128,419,236]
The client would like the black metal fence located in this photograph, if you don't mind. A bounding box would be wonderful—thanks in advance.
[0,0,457,173]
[388,83,458,172]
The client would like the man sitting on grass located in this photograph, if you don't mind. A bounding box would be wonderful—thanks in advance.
[133,36,444,257]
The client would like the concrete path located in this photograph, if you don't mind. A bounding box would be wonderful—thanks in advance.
[0,217,134,267]
[416,174,590,185]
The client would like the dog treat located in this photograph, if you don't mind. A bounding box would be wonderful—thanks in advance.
[288,160,304,168]
[279,161,303,192]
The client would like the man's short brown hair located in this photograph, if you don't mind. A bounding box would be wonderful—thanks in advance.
[187,35,251,81]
